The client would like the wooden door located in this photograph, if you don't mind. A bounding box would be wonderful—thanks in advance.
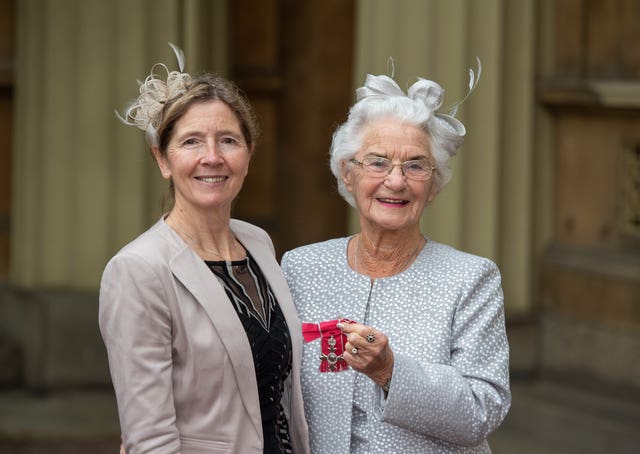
[229,0,354,257]
[0,0,15,278]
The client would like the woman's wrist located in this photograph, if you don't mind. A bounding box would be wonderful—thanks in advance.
[372,353,394,389]
[380,374,392,393]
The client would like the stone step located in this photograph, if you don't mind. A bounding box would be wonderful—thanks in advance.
[1,381,638,453]
[0,439,121,454]
[0,389,121,453]
[491,380,640,454]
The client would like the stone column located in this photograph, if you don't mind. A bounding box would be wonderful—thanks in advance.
[10,0,226,388]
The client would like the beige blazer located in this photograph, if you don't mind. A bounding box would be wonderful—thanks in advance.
[99,218,310,454]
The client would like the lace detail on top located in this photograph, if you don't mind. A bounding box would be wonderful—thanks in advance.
[207,255,294,454]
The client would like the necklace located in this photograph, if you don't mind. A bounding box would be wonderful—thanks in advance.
[353,234,423,278]
[171,223,239,261]
[354,236,364,276]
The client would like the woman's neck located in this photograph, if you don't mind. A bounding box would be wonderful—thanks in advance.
[165,206,244,261]
[352,226,425,279]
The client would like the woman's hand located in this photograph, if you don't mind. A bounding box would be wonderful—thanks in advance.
[338,322,394,389]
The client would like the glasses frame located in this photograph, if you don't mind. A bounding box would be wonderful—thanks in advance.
[350,157,437,181]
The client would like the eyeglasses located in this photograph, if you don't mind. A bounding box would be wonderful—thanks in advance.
[350,157,436,181]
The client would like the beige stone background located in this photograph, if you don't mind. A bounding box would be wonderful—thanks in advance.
[0,0,638,452]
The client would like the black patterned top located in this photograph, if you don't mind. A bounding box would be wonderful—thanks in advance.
[206,254,293,454]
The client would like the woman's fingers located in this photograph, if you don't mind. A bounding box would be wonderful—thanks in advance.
[340,323,392,380]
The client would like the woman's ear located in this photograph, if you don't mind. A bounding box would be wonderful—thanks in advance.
[243,144,255,176]
[341,160,354,193]
[425,177,439,205]
[152,147,171,179]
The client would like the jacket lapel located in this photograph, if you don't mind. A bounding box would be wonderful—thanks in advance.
[231,220,309,451]
[164,218,304,446]
[232,221,302,350]
[166,227,263,440]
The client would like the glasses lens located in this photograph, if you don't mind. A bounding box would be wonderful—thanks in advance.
[362,157,391,174]
[403,160,431,179]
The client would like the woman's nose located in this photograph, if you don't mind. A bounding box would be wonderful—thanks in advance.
[201,143,223,164]
[384,165,407,189]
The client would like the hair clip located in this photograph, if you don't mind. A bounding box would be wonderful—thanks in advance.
[116,42,192,146]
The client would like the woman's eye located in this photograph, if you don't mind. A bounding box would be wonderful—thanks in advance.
[407,162,425,171]
[221,137,238,145]
[183,138,198,146]
[369,159,387,168]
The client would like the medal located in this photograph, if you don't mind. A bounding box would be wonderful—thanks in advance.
[320,335,342,371]
[302,319,353,372]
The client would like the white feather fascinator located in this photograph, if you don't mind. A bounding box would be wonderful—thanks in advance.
[355,58,481,157]
[116,43,192,147]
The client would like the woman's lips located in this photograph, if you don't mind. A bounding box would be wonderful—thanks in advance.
[376,197,409,206]
[196,176,227,183]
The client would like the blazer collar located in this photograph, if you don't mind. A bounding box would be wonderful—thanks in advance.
[158,219,267,439]
[156,218,303,442]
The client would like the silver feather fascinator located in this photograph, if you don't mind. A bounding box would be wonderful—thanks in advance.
[355,58,481,157]
[116,43,192,147]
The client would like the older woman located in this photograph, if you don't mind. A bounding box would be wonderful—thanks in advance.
[281,69,510,453]
[99,45,309,454]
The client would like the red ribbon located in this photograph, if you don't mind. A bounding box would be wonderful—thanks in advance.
[302,319,354,373]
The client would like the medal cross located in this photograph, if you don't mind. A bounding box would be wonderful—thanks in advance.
[319,335,344,371]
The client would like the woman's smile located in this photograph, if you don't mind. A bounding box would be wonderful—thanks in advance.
[376,197,409,207]
[195,175,227,184]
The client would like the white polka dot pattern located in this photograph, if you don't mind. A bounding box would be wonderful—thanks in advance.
[281,236,511,453]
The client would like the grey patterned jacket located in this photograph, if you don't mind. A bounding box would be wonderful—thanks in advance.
[282,237,511,453]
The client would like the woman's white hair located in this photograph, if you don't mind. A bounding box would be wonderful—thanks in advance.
[330,61,480,207]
